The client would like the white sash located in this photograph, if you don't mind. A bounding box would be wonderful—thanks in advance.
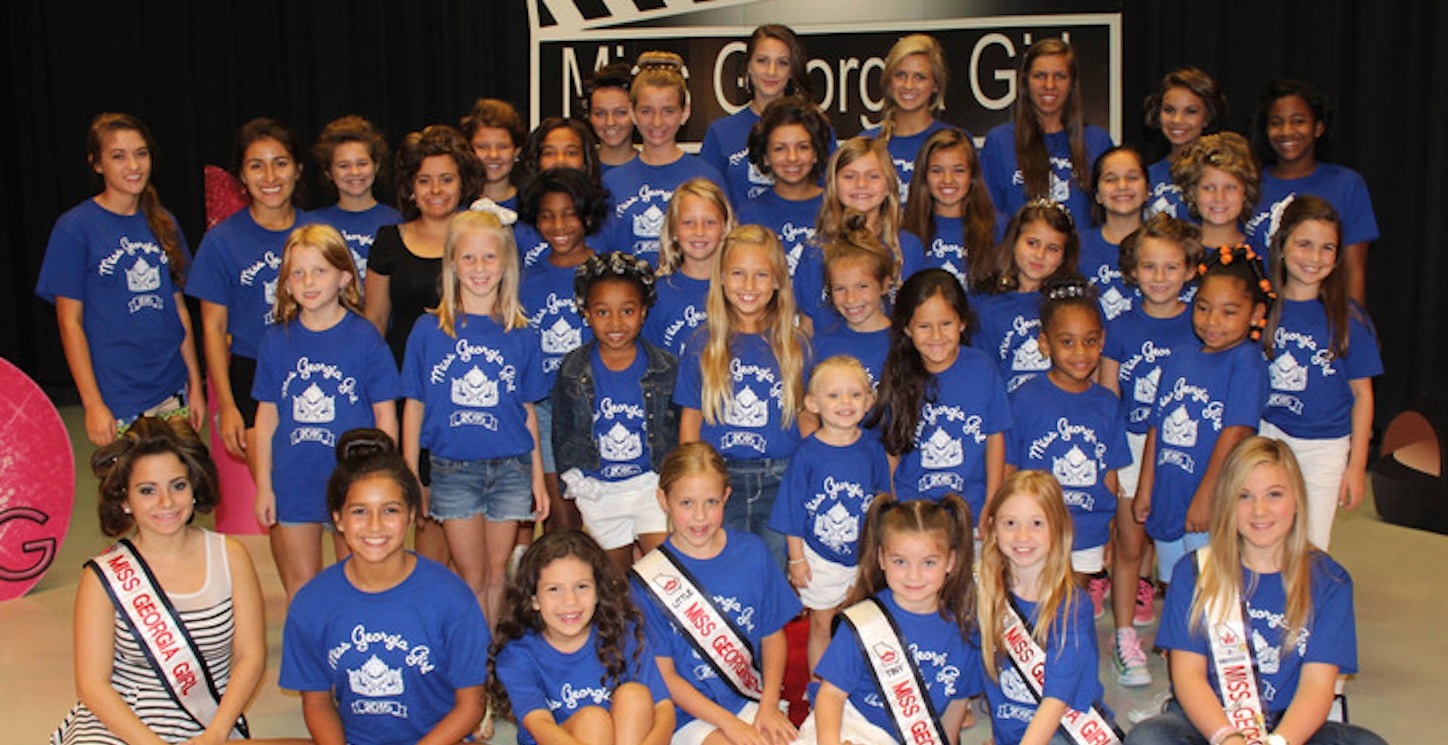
[633,545,764,700]
[840,598,950,745]
[1197,550,1269,744]
[1001,598,1121,745]
[88,539,247,738]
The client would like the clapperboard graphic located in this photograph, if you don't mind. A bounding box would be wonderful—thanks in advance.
[527,0,1123,146]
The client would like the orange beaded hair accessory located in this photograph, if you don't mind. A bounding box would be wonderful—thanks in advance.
[1198,244,1277,340]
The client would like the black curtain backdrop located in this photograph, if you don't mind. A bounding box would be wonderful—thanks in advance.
[5,0,1443,429]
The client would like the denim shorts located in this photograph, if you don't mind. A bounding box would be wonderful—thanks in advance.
[428,453,535,522]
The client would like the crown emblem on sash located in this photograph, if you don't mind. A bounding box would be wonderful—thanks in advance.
[1052,444,1096,488]
[452,366,498,407]
[599,422,643,461]
[1162,405,1198,448]
[126,257,161,292]
[921,427,964,469]
[348,655,404,697]
[293,382,335,423]
[725,386,768,428]
[634,204,665,238]
[1270,352,1308,392]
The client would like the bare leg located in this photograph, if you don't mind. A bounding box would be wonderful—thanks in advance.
[560,705,616,745]
[807,607,836,675]
[441,515,489,609]
[610,682,655,745]
[482,518,519,630]
[270,522,325,601]
[1112,504,1146,630]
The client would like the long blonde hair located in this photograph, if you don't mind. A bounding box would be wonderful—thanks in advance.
[978,471,1079,678]
[816,137,905,281]
[656,178,735,277]
[431,211,526,336]
[700,225,805,428]
[1189,437,1316,651]
[273,224,362,324]
[878,34,949,139]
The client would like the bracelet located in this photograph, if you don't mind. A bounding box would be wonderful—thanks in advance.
[787,558,807,565]
[1208,726,1244,745]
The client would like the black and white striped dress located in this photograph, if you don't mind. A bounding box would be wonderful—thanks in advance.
[52,530,239,744]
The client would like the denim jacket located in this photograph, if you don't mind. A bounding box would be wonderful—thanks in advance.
[551,340,679,486]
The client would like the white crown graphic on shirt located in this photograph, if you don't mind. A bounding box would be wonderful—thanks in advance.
[1253,628,1281,674]
[541,317,582,355]
[126,257,160,292]
[814,502,859,553]
[1133,367,1162,404]
[1049,173,1071,203]
[292,382,335,424]
[451,366,498,407]
[747,161,773,186]
[1052,445,1096,488]
[1270,352,1309,392]
[920,427,964,469]
[1000,667,1033,703]
[1013,337,1052,372]
[1100,286,1130,320]
[634,204,665,238]
[348,655,404,697]
[1161,405,1198,448]
[725,386,767,428]
[599,422,643,461]
[263,277,278,307]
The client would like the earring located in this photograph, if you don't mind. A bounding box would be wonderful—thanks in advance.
[123,506,132,515]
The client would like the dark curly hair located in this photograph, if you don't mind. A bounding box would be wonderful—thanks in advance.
[574,250,658,310]
[518,167,612,236]
[325,428,421,516]
[312,115,392,202]
[487,530,645,719]
[516,117,601,187]
[746,95,831,182]
[1249,78,1333,167]
[1039,274,1100,332]
[92,417,218,537]
[394,125,485,221]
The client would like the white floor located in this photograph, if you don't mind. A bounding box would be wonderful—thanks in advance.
[2,408,1439,743]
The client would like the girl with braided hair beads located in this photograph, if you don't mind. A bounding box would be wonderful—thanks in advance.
[1005,277,1130,622]
[970,199,1081,393]
[1134,245,1271,590]
[553,252,679,575]
[490,530,674,745]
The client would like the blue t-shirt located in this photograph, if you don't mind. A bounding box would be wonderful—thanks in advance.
[1264,299,1382,439]
[35,199,191,420]
[983,592,1108,745]
[980,123,1114,230]
[860,120,958,201]
[972,290,1048,393]
[920,215,971,289]
[1146,158,1188,220]
[892,346,1014,517]
[643,272,709,356]
[603,155,724,267]
[814,590,984,737]
[493,626,671,745]
[1148,342,1269,541]
[767,432,889,566]
[674,331,808,460]
[1078,226,1136,322]
[1244,163,1379,250]
[279,556,491,745]
[1103,306,1198,435]
[1158,551,1358,712]
[588,346,653,481]
[812,325,890,389]
[514,222,551,271]
[401,313,548,460]
[521,257,593,385]
[737,190,826,324]
[631,531,802,728]
[186,208,314,358]
[310,202,403,284]
[700,107,772,205]
[252,313,402,523]
[1006,376,1129,550]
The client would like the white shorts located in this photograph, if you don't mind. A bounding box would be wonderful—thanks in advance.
[798,544,857,610]
[1071,544,1107,574]
[562,469,667,550]
[1259,421,1352,551]
[1118,431,1148,499]
[792,699,896,745]
[673,700,788,745]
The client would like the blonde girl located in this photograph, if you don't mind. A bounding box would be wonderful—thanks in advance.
[645,178,736,355]
[1172,132,1263,257]
[400,210,549,626]
[861,34,958,199]
[674,225,812,569]
[603,51,724,267]
[252,224,400,598]
[979,471,1117,745]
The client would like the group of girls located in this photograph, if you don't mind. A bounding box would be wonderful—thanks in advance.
[39,19,1388,745]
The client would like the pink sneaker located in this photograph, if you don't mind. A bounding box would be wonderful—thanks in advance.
[1087,573,1110,620]
[1134,577,1155,626]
